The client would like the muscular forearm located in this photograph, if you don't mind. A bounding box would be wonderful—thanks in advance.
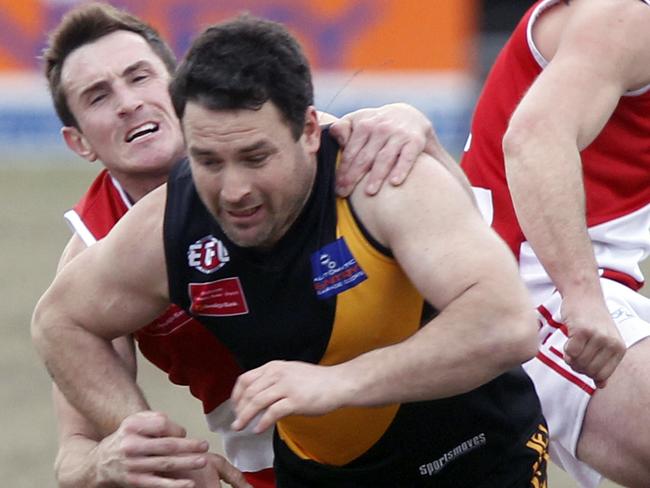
[333,283,537,407]
[54,396,115,488]
[34,313,148,435]
[56,436,115,488]
[502,111,625,386]
[53,337,138,488]
[503,123,603,301]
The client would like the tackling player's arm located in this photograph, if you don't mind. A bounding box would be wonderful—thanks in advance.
[329,103,467,197]
[32,185,169,436]
[320,103,471,201]
[51,234,215,488]
[501,0,650,385]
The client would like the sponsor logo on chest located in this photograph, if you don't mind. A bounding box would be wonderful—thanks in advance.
[188,235,230,274]
[189,277,249,317]
[310,237,367,299]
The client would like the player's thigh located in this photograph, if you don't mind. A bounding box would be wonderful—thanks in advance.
[577,336,650,486]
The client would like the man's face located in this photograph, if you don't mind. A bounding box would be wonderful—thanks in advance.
[61,30,184,181]
[184,101,321,249]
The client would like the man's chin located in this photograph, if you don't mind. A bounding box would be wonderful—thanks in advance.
[127,153,177,174]
[125,142,181,168]
[222,227,272,249]
[227,235,262,248]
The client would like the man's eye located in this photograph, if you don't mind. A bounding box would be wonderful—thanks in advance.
[200,160,223,169]
[90,93,106,105]
[247,154,268,165]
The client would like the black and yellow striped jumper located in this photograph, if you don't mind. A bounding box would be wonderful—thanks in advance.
[164,128,548,487]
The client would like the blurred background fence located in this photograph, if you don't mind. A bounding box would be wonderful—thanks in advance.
[0,0,531,164]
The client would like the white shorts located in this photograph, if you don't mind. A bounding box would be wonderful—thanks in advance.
[205,400,274,473]
[523,278,650,488]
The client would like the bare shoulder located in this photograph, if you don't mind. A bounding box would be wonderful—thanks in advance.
[57,233,88,273]
[543,0,650,89]
[109,182,166,238]
[350,153,477,248]
[116,183,166,231]
[91,184,169,298]
[349,153,523,311]
[56,184,167,296]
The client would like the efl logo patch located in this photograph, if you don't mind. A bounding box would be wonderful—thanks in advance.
[311,237,367,299]
[188,235,230,274]
[189,277,249,317]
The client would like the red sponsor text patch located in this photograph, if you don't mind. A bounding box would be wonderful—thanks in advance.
[189,277,249,317]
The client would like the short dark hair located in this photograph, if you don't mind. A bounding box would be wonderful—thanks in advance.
[170,15,314,140]
[43,2,177,128]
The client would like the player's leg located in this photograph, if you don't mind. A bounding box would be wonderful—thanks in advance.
[576,335,650,487]
[523,299,602,488]
[524,279,650,488]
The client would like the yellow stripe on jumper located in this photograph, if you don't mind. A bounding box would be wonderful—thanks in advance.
[277,196,424,465]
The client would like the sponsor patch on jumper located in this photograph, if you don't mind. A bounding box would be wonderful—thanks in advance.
[189,277,249,317]
[310,237,367,299]
[140,304,194,336]
[418,433,487,477]
[188,235,230,274]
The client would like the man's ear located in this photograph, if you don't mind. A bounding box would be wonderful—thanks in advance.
[62,126,97,162]
[301,106,321,154]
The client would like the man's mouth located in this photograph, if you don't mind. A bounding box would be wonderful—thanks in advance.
[227,206,260,218]
[125,122,160,143]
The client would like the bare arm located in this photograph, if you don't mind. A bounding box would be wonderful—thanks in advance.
[52,235,146,486]
[32,186,170,436]
[55,385,252,488]
[321,103,474,203]
[50,228,247,487]
[330,154,537,404]
[501,0,650,385]
[231,153,537,431]
[54,394,214,488]
[53,337,142,488]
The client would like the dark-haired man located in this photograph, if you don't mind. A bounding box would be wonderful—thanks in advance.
[43,3,445,487]
[34,14,547,487]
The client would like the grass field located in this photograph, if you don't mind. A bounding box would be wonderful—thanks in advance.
[1,167,625,487]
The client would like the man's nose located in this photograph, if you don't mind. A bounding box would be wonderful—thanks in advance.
[220,165,252,203]
[115,86,143,118]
